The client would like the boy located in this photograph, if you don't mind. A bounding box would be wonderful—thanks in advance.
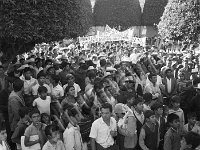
[42,124,65,150]
[164,113,182,150]
[0,121,10,150]
[24,108,47,149]
[33,86,51,115]
[31,72,51,98]
[151,102,166,150]
[11,107,30,150]
[139,110,159,150]
[180,131,200,150]
[184,112,197,132]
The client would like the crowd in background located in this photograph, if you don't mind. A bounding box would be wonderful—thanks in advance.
[0,40,200,150]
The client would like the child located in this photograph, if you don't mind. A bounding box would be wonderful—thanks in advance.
[139,110,159,150]
[0,121,10,150]
[164,113,182,150]
[180,131,200,150]
[41,113,52,126]
[24,108,47,150]
[33,86,51,115]
[11,106,30,150]
[63,107,83,150]
[184,112,197,132]
[151,102,166,150]
[42,124,65,150]
[169,95,185,127]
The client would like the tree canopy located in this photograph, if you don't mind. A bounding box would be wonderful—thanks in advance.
[142,0,168,26]
[93,0,142,28]
[158,0,200,42]
[0,0,92,58]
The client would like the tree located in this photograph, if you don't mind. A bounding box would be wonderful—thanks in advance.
[93,0,142,29]
[0,0,92,59]
[158,0,200,42]
[142,0,168,26]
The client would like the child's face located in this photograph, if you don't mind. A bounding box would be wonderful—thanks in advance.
[31,113,41,125]
[40,92,47,100]
[171,119,180,129]
[0,130,7,141]
[149,115,156,124]
[188,117,197,125]
[136,102,144,112]
[172,102,180,109]
[156,108,163,116]
[50,131,60,143]
[39,76,46,84]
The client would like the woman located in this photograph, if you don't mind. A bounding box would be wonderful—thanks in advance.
[61,85,76,107]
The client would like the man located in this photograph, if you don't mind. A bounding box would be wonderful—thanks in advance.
[89,103,119,150]
[144,73,162,101]
[8,79,25,133]
[162,69,177,105]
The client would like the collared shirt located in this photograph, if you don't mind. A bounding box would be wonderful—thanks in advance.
[42,140,65,150]
[63,83,81,97]
[32,83,51,96]
[50,84,64,98]
[166,78,172,93]
[63,123,83,150]
[0,141,9,150]
[133,109,144,125]
[144,82,161,99]
[89,117,117,148]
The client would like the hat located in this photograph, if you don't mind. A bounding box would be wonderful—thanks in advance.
[106,67,117,72]
[88,66,95,70]
[144,110,155,119]
[114,103,126,114]
[24,58,35,64]
[103,72,112,78]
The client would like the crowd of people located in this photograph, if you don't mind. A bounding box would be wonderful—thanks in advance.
[0,40,200,150]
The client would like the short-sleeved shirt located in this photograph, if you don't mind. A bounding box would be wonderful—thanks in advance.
[42,140,65,150]
[31,83,51,96]
[33,96,51,115]
[63,83,81,97]
[50,84,64,98]
[89,117,117,148]
[20,76,37,95]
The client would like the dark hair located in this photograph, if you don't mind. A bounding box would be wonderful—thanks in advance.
[183,132,200,149]
[143,93,152,103]
[101,103,112,113]
[29,108,40,118]
[13,79,24,92]
[38,86,48,94]
[41,113,50,123]
[167,113,179,124]
[100,59,106,67]
[187,112,197,119]
[88,72,96,80]
[23,67,32,73]
[65,85,74,94]
[165,68,172,74]
[148,73,157,80]
[151,102,163,111]
[19,107,29,118]
[0,121,6,131]
[37,71,46,79]
[171,95,181,103]
[45,124,59,138]
[68,108,78,117]
[82,105,91,116]
[132,96,144,106]
[51,75,60,84]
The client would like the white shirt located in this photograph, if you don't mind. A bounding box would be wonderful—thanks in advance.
[63,123,83,150]
[144,82,161,99]
[31,83,51,96]
[146,74,162,86]
[50,84,64,98]
[63,83,81,97]
[89,117,117,148]
[21,76,37,95]
[42,140,65,150]
[33,96,51,115]
[0,141,7,150]
[166,78,172,93]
